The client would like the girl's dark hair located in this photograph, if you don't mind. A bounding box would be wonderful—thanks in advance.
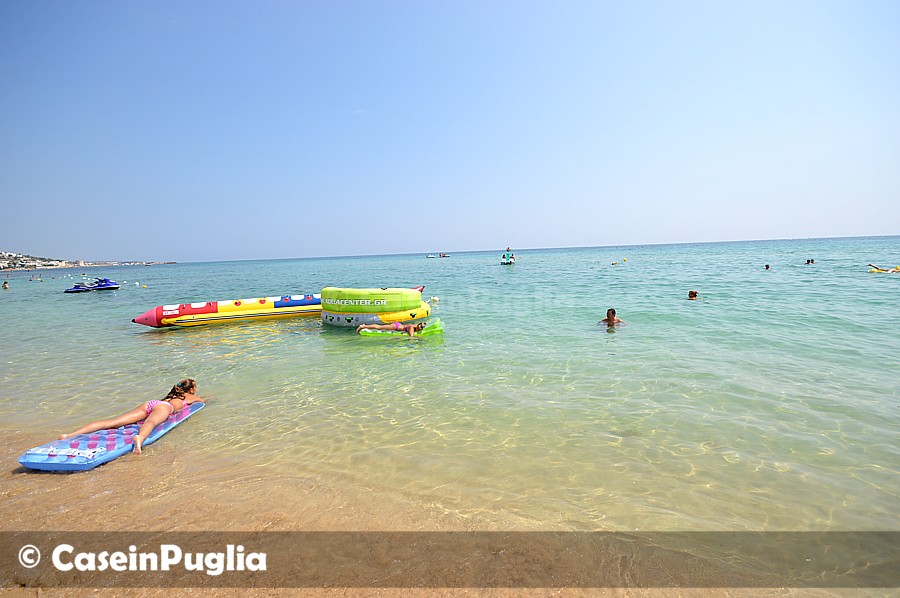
[165,378,196,400]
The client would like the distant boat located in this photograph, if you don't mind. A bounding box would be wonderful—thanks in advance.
[439,253,450,258]
[427,254,437,258]
[64,277,120,293]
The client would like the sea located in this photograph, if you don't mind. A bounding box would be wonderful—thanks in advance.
[1,236,898,537]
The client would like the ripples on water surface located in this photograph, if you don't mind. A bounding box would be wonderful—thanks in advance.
[1,236,898,531]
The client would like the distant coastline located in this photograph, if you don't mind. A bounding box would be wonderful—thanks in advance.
[3,234,895,267]
[0,251,175,271]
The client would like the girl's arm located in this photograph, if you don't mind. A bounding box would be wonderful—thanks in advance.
[182,393,205,404]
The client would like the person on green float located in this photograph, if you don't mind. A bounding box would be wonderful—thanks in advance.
[357,322,426,337]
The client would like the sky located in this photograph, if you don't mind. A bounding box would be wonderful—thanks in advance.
[1,1,898,262]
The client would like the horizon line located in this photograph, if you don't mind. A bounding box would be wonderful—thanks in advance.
[6,233,897,266]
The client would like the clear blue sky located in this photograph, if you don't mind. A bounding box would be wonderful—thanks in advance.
[2,1,898,262]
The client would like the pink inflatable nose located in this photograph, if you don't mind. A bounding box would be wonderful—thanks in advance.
[132,307,161,327]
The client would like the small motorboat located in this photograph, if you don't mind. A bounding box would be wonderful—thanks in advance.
[426,254,437,258]
[64,277,120,293]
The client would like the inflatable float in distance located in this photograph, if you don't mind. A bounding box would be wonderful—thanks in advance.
[321,286,430,327]
[132,293,322,328]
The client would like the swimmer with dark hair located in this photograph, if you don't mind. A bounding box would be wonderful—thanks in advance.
[599,308,624,326]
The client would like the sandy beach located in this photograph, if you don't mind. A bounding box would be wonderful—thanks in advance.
[2,427,472,534]
[4,427,893,595]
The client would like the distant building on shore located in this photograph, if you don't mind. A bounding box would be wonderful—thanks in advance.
[1,250,173,270]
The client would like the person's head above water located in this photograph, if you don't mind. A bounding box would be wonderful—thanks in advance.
[600,308,625,327]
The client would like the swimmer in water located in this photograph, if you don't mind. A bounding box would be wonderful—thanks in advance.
[867,263,900,273]
[599,308,624,326]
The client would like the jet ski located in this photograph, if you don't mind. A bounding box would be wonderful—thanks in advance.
[64,277,120,293]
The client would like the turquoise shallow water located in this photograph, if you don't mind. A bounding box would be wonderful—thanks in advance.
[1,236,898,531]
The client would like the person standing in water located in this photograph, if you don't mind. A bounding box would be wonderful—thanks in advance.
[599,308,624,326]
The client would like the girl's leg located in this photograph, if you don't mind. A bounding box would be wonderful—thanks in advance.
[357,323,394,333]
[59,405,148,440]
[132,405,172,453]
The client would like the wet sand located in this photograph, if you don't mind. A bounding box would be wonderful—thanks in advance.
[2,427,473,534]
[0,589,853,598]
[2,428,887,596]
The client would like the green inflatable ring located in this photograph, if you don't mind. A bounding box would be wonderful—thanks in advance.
[321,287,423,313]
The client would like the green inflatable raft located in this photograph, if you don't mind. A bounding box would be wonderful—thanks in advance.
[358,318,445,338]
